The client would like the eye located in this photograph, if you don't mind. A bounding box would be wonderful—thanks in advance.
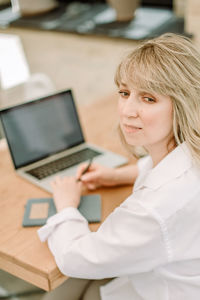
[118,90,130,98]
[143,96,156,103]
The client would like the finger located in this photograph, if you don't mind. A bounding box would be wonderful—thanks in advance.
[51,181,56,188]
[87,183,97,190]
[76,162,100,177]
[77,180,83,190]
[63,176,73,182]
[51,176,61,185]
[81,171,99,182]
[76,163,89,179]
[63,176,82,188]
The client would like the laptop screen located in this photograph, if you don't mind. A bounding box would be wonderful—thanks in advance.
[0,90,84,169]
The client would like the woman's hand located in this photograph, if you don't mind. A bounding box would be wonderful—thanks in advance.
[51,176,82,212]
[76,163,138,190]
[76,163,117,190]
[76,163,122,190]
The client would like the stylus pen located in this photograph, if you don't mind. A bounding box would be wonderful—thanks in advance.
[77,158,93,182]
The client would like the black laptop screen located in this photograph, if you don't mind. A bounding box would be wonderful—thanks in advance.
[0,90,85,169]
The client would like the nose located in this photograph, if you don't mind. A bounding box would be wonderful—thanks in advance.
[121,93,139,118]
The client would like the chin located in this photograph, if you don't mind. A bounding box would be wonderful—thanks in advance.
[124,137,142,148]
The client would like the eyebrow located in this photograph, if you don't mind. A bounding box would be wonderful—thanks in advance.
[119,82,128,87]
[118,85,155,96]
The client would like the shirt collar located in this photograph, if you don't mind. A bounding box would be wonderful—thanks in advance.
[134,142,192,191]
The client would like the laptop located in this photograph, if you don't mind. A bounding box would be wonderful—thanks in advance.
[0,89,127,193]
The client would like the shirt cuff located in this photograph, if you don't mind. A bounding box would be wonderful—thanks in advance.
[37,207,88,242]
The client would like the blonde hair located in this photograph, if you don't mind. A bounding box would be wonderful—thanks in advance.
[115,33,200,166]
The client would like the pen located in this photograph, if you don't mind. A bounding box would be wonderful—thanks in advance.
[77,158,93,182]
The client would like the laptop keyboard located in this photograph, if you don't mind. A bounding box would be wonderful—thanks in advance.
[27,148,101,180]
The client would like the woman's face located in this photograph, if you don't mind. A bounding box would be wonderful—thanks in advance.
[118,83,175,156]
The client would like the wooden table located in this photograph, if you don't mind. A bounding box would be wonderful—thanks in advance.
[0,94,135,291]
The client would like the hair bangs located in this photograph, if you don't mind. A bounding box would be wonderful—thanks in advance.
[115,50,175,96]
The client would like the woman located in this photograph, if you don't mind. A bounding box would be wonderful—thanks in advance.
[38,33,200,300]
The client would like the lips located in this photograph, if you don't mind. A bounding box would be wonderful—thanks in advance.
[123,124,142,133]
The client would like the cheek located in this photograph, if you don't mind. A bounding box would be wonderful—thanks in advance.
[118,101,123,121]
[139,108,156,127]
[142,106,173,132]
[118,100,122,114]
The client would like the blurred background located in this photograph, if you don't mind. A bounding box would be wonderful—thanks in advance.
[0,0,195,109]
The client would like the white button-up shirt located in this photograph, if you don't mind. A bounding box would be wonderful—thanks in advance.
[38,143,200,300]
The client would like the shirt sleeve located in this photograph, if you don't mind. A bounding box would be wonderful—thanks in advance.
[38,197,168,279]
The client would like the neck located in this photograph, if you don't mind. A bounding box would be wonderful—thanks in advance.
[147,139,177,167]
